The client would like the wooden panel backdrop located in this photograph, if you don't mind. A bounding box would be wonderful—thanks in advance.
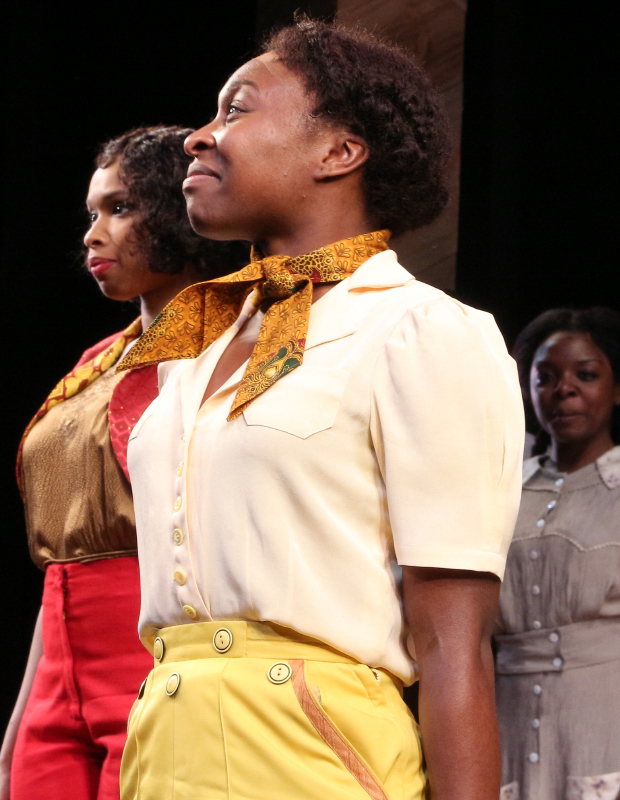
[337,0,466,291]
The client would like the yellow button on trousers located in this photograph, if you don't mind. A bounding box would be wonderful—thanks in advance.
[121,621,425,800]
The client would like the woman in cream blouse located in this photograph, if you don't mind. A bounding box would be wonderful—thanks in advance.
[119,20,524,800]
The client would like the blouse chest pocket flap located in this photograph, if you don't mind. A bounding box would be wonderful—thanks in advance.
[242,367,349,439]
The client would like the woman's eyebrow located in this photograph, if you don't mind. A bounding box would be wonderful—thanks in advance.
[219,79,259,104]
[85,189,129,209]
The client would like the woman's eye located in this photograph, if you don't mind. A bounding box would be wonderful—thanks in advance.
[227,104,243,117]
[112,202,130,215]
[577,370,597,381]
[88,212,97,223]
[535,372,554,387]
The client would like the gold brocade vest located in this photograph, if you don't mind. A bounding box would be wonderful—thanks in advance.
[118,231,391,419]
[16,320,143,495]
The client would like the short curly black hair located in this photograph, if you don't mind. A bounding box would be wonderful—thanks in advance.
[513,307,620,453]
[96,126,248,276]
[262,19,449,236]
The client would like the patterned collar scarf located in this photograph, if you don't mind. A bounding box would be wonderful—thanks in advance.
[118,230,390,420]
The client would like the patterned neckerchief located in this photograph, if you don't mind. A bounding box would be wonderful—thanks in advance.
[117,230,391,420]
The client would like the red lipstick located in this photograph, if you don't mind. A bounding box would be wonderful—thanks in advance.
[88,257,116,278]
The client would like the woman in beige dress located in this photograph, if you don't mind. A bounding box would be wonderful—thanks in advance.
[495,307,620,800]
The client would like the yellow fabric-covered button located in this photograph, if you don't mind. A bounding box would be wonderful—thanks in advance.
[213,628,233,653]
[173,496,182,512]
[267,663,292,685]
[172,528,184,545]
[166,672,181,697]
[182,604,198,619]
[173,570,187,586]
[153,637,165,661]
[177,461,184,477]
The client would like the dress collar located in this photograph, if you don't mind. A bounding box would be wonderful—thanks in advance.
[523,445,620,489]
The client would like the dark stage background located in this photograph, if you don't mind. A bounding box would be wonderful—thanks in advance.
[1,1,616,731]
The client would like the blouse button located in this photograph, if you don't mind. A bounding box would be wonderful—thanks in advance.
[532,718,540,729]
[549,632,559,643]
[532,620,542,629]
[182,604,198,619]
[533,684,542,695]
[552,657,563,668]
[173,569,187,586]
[530,550,539,560]
[177,461,184,477]
[531,585,541,595]
[547,500,556,509]
[555,478,564,487]
[529,752,539,763]
[173,496,182,512]
[536,519,545,528]
[173,528,184,545]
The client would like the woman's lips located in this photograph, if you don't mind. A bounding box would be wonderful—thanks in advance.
[183,173,219,189]
[551,412,582,424]
[88,258,116,278]
[183,164,220,190]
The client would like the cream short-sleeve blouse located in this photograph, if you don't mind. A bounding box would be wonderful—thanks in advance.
[128,251,524,682]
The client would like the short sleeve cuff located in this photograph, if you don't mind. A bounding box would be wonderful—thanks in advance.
[395,544,507,580]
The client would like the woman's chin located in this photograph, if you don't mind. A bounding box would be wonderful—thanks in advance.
[95,280,135,303]
[549,420,590,444]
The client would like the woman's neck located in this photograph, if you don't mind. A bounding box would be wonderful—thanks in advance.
[551,432,615,473]
[139,267,202,330]
[255,209,374,258]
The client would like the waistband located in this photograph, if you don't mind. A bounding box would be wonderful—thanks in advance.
[495,617,620,675]
[150,621,369,670]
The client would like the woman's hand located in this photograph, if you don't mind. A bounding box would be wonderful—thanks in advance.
[402,566,501,800]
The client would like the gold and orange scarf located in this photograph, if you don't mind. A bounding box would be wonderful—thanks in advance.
[117,231,390,419]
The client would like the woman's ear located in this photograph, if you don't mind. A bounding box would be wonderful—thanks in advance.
[313,131,369,180]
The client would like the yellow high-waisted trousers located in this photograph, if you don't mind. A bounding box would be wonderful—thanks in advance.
[120,621,425,800]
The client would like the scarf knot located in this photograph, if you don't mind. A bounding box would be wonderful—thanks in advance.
[118,230,391,419]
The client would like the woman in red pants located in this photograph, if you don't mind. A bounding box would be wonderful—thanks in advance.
[0,125,245,800]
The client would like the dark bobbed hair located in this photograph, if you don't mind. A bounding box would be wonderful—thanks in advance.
[96,126,248,276]
[513,307,620,454]
[262,19,449,237]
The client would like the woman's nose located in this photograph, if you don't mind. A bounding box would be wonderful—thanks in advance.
[555,377,577,398]
[184,124,217,156]
[83,216,106,249]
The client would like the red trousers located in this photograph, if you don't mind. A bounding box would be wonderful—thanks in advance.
[11,557,152,800]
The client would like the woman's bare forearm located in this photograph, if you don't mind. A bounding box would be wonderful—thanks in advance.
[417,638,500,799]
[403,566,501,800]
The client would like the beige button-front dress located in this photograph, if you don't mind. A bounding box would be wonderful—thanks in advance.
[495,446,620,800]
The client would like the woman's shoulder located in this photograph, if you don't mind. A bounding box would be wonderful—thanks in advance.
[378,279,512,370]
